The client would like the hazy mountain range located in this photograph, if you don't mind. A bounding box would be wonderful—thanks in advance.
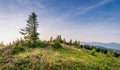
[81,42,120,53]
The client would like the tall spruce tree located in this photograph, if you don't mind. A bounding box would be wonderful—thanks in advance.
[20,12,39,44]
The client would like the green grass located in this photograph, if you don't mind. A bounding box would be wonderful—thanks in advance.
[0,44,120,70]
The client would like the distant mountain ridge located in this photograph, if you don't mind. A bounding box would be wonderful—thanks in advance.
[81,42,120,53]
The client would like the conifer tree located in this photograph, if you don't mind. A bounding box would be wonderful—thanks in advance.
[77,41,80,47]
[73,40,78,46]
[63,38,66,44]
[55,35,62,43]
[50,36,53,42]
[20,12,39,44]
[69,39,72,45]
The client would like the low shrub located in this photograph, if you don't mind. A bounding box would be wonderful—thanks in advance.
[11,46,25,54]
[38,41,49,48]
[91,51,96,56]
[52,43,62,49]
[28,42,38,48]
[90,47,97,56]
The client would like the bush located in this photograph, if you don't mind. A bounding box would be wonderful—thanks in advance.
[91,51,96,56]
[91,50,96,56]
[95,48,101,52]
[11,46,25,54]
[38,41,49,48]
[24,41,49,48]
[25,41,38,48]
[52,43,62,49]
[28,42,38,48]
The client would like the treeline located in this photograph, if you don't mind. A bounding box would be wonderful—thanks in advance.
[50,35,80,47]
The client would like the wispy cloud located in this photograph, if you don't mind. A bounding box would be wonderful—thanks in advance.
[34,0,45,9]
[76,0,111,15]
[62,0,112,17]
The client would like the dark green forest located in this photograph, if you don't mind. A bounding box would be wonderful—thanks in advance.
[0,12,120,70]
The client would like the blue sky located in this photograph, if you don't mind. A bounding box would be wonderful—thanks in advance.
[0,0,120,44]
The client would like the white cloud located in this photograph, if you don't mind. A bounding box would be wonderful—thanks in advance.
[34,0,45,9]
[77,0,111,14]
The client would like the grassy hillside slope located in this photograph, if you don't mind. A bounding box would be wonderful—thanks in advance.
[0,43,120,70]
